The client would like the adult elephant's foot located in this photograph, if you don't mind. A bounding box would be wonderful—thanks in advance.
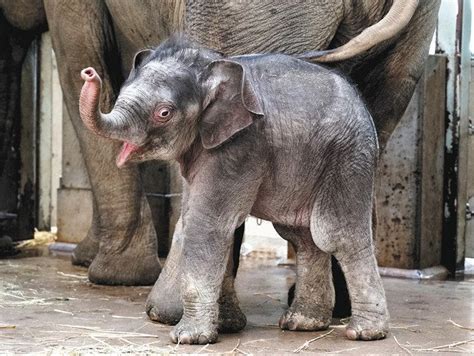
[71,230,99,267]
[279,303,331,331]
[89,249,161,285]
[345,314,389,340]
[87,219,161,285]
[146,266,182,324]
[217,293,246,333]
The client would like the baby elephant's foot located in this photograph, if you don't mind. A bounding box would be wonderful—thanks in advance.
[170,316,218,345]
[346,315,389,341]
[279,305,331,331]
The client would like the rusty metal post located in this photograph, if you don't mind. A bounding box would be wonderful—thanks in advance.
[437,0,471,275]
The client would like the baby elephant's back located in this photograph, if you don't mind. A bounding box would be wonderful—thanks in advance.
[235,54,377,161]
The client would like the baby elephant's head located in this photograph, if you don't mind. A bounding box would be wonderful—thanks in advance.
[79,38,263,167]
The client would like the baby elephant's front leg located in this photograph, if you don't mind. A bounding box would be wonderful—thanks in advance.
[170,211,237,345]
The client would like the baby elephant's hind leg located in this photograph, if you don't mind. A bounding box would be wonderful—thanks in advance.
[311,201,389,340]
[274,225,333,331]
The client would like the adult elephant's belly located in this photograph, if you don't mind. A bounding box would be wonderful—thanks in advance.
[105,0,184,74]
[185,0,344,56]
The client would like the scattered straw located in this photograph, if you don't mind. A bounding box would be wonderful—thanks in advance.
[54,309,74,315]
[231,339,241,352]
[57,324,101,331]
[253,293,282,302]
[393,335,413,356]
[327,347,360,354]
[55,324,159,339]
[57,271,88,279]
[89,335,116,352]
[117,337,136,346]
[196,343,210,354]
[293,329,334,353]
[230,339,253,355]
[0,293,53,307]
[414,339,474,352]
[16,231,56,249]
[173,337,181,351]
[0,325,16,329]
[391,324,420,330]
[50,339,170,354]
[0,292,26,300]
[448,319,474,331]
[111,315,143,320]
[330,325,347,329]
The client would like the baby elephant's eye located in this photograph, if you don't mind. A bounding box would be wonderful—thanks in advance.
[153,105,174,123]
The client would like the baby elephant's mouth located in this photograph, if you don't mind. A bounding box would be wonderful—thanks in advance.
[116,141,142,168]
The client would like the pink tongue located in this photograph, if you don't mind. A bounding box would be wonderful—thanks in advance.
[117,142,139,167]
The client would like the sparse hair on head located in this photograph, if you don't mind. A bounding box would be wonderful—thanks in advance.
[137,34,222,70]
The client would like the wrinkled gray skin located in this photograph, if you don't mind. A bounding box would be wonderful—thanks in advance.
[1,0,439,338]
[79,37,385,344]
[1,0,440,282]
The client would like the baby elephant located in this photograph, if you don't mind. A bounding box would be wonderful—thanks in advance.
[79,36,388,344]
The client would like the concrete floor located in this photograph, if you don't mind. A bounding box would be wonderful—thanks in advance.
[0,252,473,354]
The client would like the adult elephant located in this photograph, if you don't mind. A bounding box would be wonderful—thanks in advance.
[1,0,440,328]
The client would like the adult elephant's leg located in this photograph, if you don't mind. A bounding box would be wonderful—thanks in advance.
[44,0,161,285]
[147,217,246,332]
[352,0,441,149]
[71,197,99,266]
[274,225,333,331]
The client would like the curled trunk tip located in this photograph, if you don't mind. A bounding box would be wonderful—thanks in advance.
[81,67,101,84]
[79,67,133,143]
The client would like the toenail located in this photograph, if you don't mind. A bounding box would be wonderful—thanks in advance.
[346,328,358,340]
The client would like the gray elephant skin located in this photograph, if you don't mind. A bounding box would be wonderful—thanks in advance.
[1,0,440,285]
[78,36,386,344]
[1,0,440,343]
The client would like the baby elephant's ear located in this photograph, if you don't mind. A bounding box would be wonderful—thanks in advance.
[200,60,264,149]
[132,48,153,71]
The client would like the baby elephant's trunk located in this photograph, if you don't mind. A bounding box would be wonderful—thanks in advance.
[79,67,104,136]
[79,67,108,136]
[79,67,128,141]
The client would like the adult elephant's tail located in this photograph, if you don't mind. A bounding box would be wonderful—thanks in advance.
[299,0,419,63]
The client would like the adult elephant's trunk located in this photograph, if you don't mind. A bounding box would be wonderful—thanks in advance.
[79,67,129,141]
[306,0,419,63]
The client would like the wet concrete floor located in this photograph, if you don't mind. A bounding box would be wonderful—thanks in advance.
[0,254,473,354]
